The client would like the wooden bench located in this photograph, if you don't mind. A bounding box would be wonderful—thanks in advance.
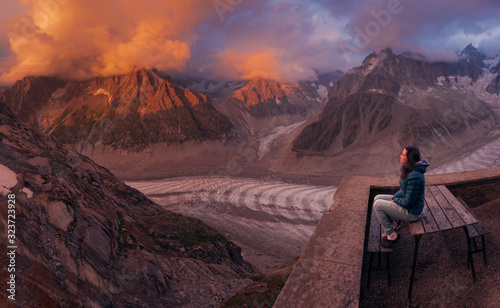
[456,197,490,281]
[366,206,393,287]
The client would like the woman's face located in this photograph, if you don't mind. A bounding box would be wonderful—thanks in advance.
[400,149,408,164]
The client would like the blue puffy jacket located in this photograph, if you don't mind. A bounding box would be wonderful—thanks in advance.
[393,160,430,215]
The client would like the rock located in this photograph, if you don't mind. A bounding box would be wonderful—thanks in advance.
[208,283,217,295]
[486,75,500,95]
[44,201,74,231]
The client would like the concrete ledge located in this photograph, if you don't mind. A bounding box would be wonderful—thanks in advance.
[274,166,500,308]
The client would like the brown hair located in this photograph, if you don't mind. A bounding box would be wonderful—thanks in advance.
[401,146,420,178]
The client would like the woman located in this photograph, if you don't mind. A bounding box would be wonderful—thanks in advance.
[373,146,430,248]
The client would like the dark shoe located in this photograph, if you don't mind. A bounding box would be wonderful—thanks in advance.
[381,233,401,248]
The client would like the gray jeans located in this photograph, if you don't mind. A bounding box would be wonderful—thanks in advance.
[373,194,421,235]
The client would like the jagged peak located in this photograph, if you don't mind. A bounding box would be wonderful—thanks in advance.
[459,43,486,60]
[243,77,281,87]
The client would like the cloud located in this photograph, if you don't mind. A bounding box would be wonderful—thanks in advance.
[1,0,500,86]
[0,0,215,84]
[187,0,346,81]
[333,0,500,61]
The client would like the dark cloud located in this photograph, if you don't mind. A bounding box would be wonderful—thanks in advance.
[335,0,500,61]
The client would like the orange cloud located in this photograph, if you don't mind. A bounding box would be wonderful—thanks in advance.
[223,49,283,81]
[217,48,317,82]
[0,0,214,83]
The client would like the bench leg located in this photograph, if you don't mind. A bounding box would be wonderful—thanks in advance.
[482,235,487,266]
[367,252,374,288]
[464,227,477,282]
[408,235,422,305]
[367,252,391,288]
[386,252,391,287]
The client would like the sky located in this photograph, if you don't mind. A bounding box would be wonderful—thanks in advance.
[0,0,500,86]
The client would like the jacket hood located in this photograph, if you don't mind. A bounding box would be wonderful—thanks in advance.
[414,159,430,174]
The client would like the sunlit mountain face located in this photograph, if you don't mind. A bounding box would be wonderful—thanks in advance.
[0,69,234,152]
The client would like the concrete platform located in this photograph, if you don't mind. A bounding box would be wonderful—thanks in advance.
[274,167,500,308]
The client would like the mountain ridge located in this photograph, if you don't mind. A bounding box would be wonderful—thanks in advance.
[266,46,500,178]
[0,69,234,152]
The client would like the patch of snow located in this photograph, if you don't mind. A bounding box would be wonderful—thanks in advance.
[0,164,17,196]
[316,85,328,99]
[329,82,334,87]
[447,74,499,105]
[94,88,110,97]
[258,120,306,159]
[429,134,500,175]
[51,87,67,100]
[436,76,446,86]
[275,98,282,105]
[484,55,500,70]
[363,56,383,76]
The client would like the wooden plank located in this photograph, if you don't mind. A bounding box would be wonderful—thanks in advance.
[456,197,490,236]
[428,186,465,228]
[409,219,425,235]
[368,208,380,252]
[424,187,452,231]
[420,200,439,233]
[467,225,480,238]
[471,222,489,236]
[409,203,425,235]
[437,186,478,225]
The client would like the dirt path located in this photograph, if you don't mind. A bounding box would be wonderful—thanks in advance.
[127,176,336,274]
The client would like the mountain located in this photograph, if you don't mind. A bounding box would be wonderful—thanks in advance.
[173,71,343,101]
[214,73,343,131]
[0,69,234,153]
[283,47,500,176]
[0,76,67,126]
[0,101,254,307]
[220,77,321,118]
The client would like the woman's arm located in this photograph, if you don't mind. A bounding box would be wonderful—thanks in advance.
[393,179,422,208]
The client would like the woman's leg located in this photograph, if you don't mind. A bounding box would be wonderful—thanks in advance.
[374,194,393,202]
[373,198,419,236]
[373,194,396,227]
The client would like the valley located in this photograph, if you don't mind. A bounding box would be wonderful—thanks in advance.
[126,176,336,274]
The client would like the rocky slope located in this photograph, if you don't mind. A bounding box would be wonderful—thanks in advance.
[0,101,254,307]
[0,69,234,153]
[487,74,500,94]
[285,46,500,176]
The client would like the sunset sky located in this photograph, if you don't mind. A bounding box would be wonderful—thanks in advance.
[1,0,500,85]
